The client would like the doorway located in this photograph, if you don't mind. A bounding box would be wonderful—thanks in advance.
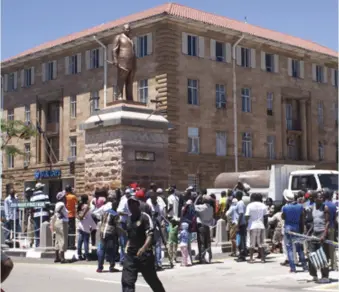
[49,180,63,203]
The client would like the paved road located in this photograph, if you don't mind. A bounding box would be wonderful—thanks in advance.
[3,255,339,292]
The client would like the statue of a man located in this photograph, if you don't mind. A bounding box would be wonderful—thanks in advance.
[112,23,136,101]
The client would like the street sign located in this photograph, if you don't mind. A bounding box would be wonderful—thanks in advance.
[10,202,46,208]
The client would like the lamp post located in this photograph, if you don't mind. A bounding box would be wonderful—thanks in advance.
[93,36,108,108]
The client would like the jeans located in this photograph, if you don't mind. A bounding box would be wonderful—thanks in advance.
[77,230,90,258]
[68,217,76,249]
[237,225,247,258]
[119,222,128,264]
[284,230,307,272]
[33,216,49,247]
[198,224,212,263]
[308,231,329,278]
[154,230,162,267]
[97,238,116,270]
[5,219,21,240]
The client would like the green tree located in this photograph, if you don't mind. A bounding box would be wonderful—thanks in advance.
[1,119,37,156]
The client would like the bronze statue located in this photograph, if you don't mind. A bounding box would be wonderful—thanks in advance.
[112,23,136,101]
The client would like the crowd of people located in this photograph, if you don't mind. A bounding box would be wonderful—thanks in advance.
[2,180,339,290]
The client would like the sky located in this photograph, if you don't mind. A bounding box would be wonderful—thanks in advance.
[1,0,338,60]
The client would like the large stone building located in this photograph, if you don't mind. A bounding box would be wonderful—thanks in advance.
[1,3,338,198]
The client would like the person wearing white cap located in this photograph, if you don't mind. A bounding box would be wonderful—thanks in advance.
[30,182,50,247]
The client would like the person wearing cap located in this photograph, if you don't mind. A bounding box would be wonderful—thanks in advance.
[117,188,132,265]
[121,196,165,292]
[135,189,152,216]
[4,187,20,241]
[147,190,166,270]
[281,189,307,273]
[51,191,69,263]
[30,182,50,247]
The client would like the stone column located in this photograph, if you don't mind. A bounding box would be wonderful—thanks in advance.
[281,100,287,159]
[59,101,63,162]
[300,100,308,160]
[40,104,47,163]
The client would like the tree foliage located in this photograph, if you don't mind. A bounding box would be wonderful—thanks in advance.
[1,119,37,156]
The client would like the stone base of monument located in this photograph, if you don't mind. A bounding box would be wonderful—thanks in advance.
[80,102,170,189]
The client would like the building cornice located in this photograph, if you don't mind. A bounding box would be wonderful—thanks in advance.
[2,13,336,70]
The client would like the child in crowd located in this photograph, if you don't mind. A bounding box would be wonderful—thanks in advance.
[167,218,179,262]
[179,222,192,266]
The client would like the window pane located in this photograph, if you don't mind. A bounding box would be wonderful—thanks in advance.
[188,127,198,137]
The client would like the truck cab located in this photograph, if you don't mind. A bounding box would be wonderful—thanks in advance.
[288,169,339,194]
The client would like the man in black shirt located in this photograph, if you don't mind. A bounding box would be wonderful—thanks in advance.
[121,197,166,292]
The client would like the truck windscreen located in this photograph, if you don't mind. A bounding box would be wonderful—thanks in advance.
[318,174,339,190]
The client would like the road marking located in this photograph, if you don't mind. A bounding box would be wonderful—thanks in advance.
[84,277,149,287]
[303,283,339,291]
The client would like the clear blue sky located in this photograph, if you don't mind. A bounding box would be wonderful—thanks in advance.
[1,0,338,60]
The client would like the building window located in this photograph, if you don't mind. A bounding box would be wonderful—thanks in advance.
[188,174,199,191]
[317,102,324,128]
[24,68,32,87]
[334,102,338,125]
[187,79,199,105]
[318,141,324,161]
[7,154,14,169]
[70,55,78,74]
[265,54,274,72]
[188,127,199,154]
[47,137,60,163]
[316,65,324,83]
[7,73,16,92]
[70,137,77,158]
[7,109,14,121]
[267,135,275,159]
[334,70,338,88]
[241,88,251,112]
[286,103,293,130]
[137,35,148,58]
[241,47,251,68]
[287,138,297,160]
[242,132,252,158]
[215,84,226,109]
[90,49,100,69]
[215,41,225,62]
[216,131,227,156]
[24,105,30,123]
[24,144,30,165]
[267,92,273,116]
[70,95,77,118]
[187,35,198,57]
[90,91,100,114]
[138,79,148,104]
[292,59,300,78]
[46,61,55,81]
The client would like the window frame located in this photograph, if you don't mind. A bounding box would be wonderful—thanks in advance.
[265,53,274,72]
[317,102,324,128]
[215,41,225,62]
[215,84,226,109]
[188,127,200,154]
[7,109,14,121]
[24,105,30,123]
[90,91,100,114]
[242,132,252,158]
[241,47,251,68]
[267,92,273,115]
[216,131,227,156]
[138,79,148,104]
[316,65,324,83]
[24,143,31,165]
[267,135,275,160]
[241,87,251,113]
[70,95,77,118]
[291,59,300,78]
[7,73,15,92]
[70,55,78,75]
[318,141,324,161]
[7,154,14,169]
[90,48,100,69]
[24,68,32,87]
[69,137,77,158]
[187,79,199,105]
[137,35,148,58]
[187,34,198,57]
[46,61,54,81]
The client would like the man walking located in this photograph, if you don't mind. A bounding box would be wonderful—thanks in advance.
[235,191,247,262]
[121,196,165,292]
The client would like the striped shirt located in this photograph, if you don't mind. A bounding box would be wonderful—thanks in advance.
[30,190,50,218]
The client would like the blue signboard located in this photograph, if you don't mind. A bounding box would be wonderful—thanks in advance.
[34,169,61,179]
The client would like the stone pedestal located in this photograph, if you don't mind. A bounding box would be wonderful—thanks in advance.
[80,102,169,189]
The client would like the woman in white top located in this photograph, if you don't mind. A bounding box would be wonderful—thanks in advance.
[51,191,69,263]
[77,195,97,260]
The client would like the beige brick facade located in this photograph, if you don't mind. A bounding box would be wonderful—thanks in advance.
[1,15,338,196]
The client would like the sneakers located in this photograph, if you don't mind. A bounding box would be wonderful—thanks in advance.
[96,268,103,273]
[316,278,330,284]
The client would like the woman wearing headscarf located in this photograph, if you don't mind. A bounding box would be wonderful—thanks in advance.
[51,191,69,263]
